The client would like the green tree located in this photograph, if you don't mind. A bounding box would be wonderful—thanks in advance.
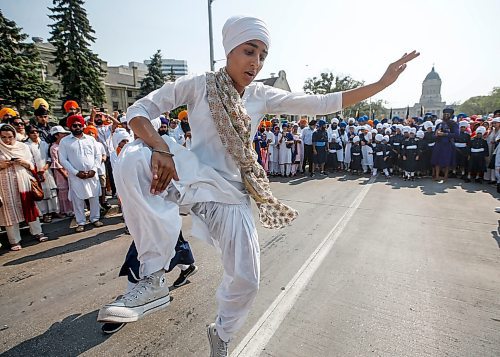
[139,50,166,98]
[48,0,106,107]
[458,87,500,115]
[167,65,176,82]
[0,11,57,115]
[303,72,387,117]
[170,105,187,119]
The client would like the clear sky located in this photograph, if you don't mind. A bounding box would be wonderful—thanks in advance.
[2,0,499,108]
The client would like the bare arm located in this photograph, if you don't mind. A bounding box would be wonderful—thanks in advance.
[342,51,420,108]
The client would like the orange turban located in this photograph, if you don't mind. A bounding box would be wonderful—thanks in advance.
[63,100,79,113]
[367,120,374,127]
[299,118,308,126]
[83,125,98,138]
[33,98,49,110]
[67,114,85,128]
[0,108,17,119]
[178,110,188,120]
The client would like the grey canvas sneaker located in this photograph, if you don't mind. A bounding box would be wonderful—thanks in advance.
[97,270,170,323]
[207,323,228,357]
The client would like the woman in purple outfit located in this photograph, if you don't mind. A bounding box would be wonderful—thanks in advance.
[431,108,459,182]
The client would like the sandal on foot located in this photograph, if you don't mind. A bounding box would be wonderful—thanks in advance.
[42,215,52,223]
[10,244,22,251]
[75,225,85,233]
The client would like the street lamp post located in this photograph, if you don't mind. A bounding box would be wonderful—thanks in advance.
[208,0,215,71]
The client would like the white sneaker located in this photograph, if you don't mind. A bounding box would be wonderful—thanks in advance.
[207,323,228,357]
[97,270,170,323]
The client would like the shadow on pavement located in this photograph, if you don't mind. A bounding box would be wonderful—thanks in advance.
[1,310,107,357]
[491,221,500,248]
[2,226,127,266]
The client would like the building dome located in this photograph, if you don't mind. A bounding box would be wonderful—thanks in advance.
[424,66,441,81]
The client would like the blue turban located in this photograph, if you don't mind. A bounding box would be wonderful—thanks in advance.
[339,121,347,128]
[160,116,169,125]
[318,119,327,127]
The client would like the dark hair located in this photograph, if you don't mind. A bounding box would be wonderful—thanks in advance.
[0,124,16,136]
[25,125,39,134]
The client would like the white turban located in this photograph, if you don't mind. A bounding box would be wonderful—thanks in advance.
[423,121,433,130]
[459,121,469,128]
[375,134,384,142]
[476,126,486,135]
[112,128,132,149]
[383,135,390,142]
[385,128,392,135]
[416,130,425,139]
[151,117,162,131]
[222,16,270,56]
[410,127,417,134]
[331,118,339,124]
[353,136,360,143]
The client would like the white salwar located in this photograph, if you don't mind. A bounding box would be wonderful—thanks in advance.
[58,134,101,226]
[119,73,342,341]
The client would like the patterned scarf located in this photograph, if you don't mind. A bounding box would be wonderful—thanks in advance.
[206,67,298,229]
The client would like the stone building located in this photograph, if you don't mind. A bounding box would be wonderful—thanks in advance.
[103,62,147,112]
[390,66,455,119]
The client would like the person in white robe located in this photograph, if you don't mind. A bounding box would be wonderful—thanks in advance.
[268,125,280,175]
[278,123,293,176]
[95,15,419,356]
[25,126,59,222]
[58,115,103,232]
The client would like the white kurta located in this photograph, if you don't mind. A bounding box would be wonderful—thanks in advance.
[126,73,342,184]
[58,134,101,201]
[121,73,342,341]
[95,141,106,176]
[97,124,114,156]
[26,139,58,214]
[278,133,292,165]
[268,133,280,163]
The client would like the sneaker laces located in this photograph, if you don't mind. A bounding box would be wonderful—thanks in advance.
[122,275,154,301]
[214,328,228,356]
[216,337,228,356]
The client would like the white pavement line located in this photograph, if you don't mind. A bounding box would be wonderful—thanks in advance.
[231,177,375,357]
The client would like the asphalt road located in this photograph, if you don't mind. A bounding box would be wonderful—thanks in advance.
[0,174,499,357]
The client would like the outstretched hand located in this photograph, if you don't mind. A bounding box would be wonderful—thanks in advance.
[379,50,420,87]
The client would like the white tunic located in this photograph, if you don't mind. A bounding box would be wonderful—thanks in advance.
[268,133,280,163]
[126,73,342,185]
[278,133,293,164]
[97,124,114,155]
[95,141,106,176]
[58,134,101,201]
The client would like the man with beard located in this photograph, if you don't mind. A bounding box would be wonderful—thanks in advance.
[158,116,169,136]
[178,110,191,134]
[58,114,104,232]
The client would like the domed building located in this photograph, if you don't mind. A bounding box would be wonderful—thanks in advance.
[390,66,453,119]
